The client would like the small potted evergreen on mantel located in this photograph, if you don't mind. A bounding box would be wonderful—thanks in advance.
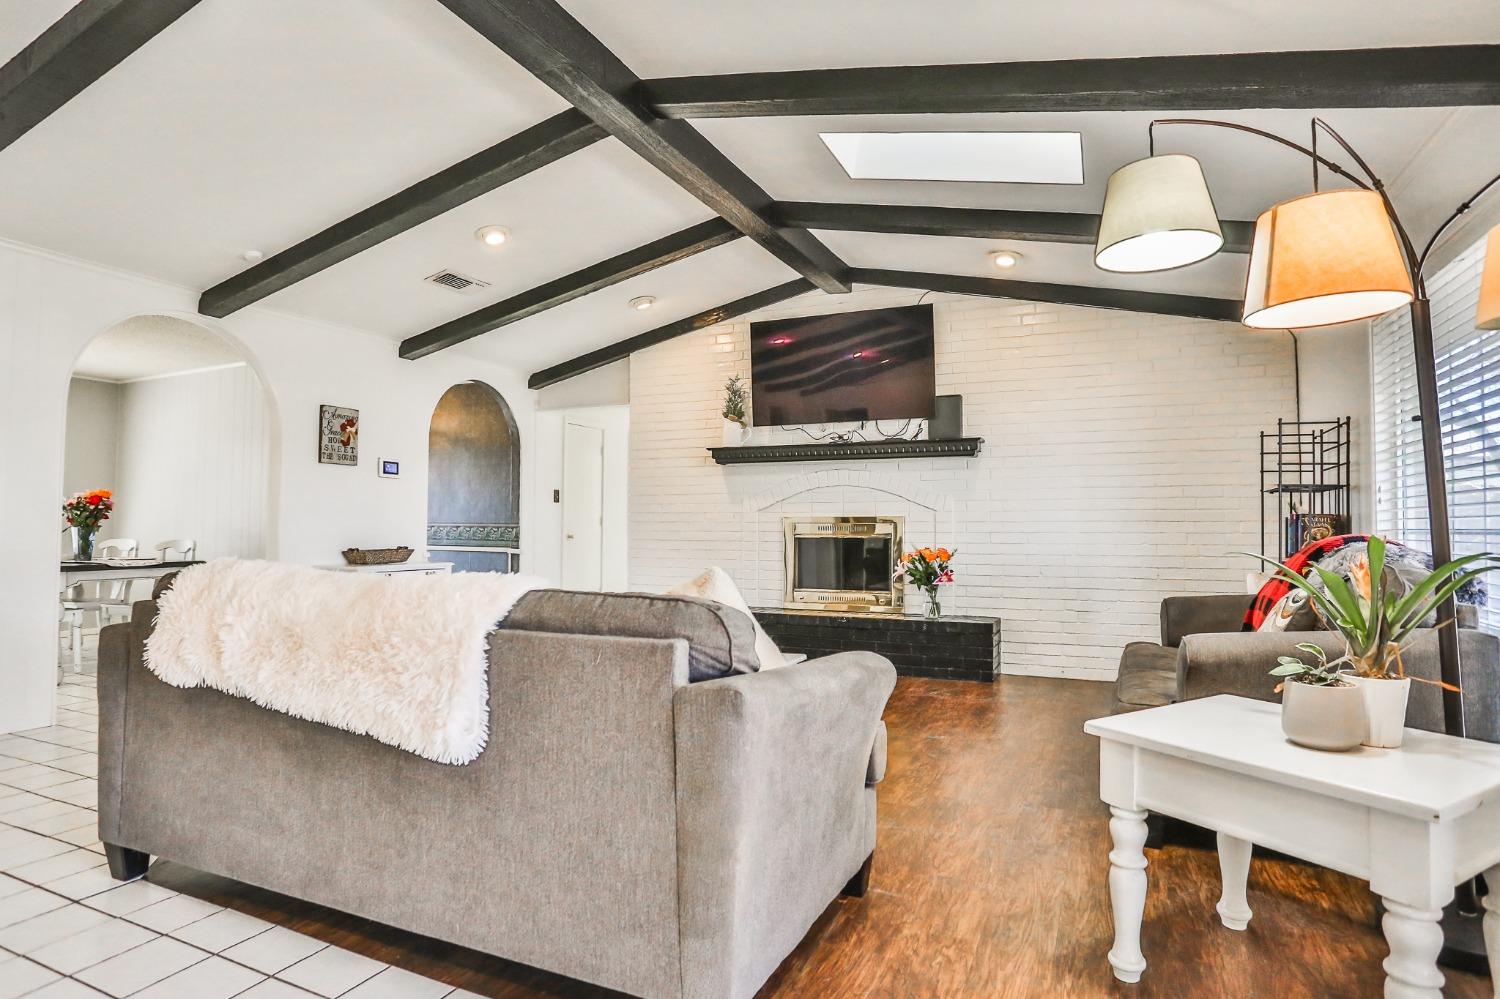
[721,375,750,447]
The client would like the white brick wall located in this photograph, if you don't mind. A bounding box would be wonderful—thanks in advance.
[629,286,1296,681]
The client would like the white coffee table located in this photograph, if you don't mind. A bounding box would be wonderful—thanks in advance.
[1085,695,1500,998]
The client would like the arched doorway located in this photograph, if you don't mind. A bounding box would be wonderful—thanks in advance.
[427,381,521,573]
[60,313,277,673]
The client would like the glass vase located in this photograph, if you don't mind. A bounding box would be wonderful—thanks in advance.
[924,587,941,619]
[70,525,95,561]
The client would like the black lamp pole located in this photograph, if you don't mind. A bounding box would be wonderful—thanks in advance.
[1153,117,1500,968]
[1154,117,1500,735]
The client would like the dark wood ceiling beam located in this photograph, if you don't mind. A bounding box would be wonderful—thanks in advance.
[434,0,851,296]
[774,202,1256,254]
[528,279,815,389]
[400,218,741,360]
[199,110,603,317]
[644,45,1500,117]
[849,268,1242,323]
[0,0,205,154]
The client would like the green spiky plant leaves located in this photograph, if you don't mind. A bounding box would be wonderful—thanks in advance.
[1243,538,1500,685]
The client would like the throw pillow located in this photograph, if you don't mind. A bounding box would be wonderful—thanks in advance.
[1256,588,1322,632]
[669,567,789,670]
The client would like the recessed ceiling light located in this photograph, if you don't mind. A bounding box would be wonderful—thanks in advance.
[475,225,509,247]
[991,250,1023,270]
[630,295,656,311]
[241,249,264,262]
[819,132,1084,184]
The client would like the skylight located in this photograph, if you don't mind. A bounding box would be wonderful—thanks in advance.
[818,132,1084,184]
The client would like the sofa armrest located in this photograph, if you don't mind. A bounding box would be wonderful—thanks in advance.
[867,720,887,785]
[672,651,896,999]
[1160,594,1253,647]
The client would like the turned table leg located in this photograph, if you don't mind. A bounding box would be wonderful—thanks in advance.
[1483,867,1500,999]
[1107,806,1149,984]
[1381,898,1445,999]
[1215,832,1253,931]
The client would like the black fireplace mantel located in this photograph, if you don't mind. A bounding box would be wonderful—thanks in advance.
[709,437,982,465]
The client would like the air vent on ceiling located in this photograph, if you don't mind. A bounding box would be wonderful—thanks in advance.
[424,269,491,293]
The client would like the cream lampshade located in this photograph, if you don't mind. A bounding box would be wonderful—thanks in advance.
[1095,154,1224,273]
[1242,188,1414,329]
[1476,225,1500,330]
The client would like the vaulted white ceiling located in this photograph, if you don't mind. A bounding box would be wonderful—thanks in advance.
[3,0,1500,380]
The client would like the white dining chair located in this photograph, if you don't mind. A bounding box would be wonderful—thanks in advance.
[154,538,197,561]
[60,538,138,673]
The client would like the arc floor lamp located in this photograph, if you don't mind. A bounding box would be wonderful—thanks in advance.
[1095,118,1500,967]
[1097,115,1500,736]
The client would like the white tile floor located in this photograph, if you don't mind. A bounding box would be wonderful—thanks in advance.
[0,642,483,998]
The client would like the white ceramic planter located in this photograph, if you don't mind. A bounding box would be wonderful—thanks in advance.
[1280,681,1365,752]
[1351,675,1412,749]
[721,419,749,447]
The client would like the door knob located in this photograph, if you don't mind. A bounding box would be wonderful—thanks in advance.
[566,533,576,539]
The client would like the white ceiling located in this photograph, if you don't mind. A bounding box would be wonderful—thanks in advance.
[73,315,245,382]
[565,0,1500,75]
[3,0,1500,379]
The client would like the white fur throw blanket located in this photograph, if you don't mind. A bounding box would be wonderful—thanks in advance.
[146,559,544,764]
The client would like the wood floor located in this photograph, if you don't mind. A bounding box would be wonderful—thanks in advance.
[148,676,1493,998]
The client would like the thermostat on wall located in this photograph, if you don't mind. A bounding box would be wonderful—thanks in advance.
[378,459,400,478]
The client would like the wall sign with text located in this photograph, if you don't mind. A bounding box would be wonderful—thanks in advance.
[318,405,359,466]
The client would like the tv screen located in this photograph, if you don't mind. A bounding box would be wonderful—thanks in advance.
[750,304,935,426]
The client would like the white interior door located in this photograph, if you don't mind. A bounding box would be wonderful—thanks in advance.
[561,422,605,590]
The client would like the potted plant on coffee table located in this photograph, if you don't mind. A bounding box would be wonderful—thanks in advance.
[1269,643,1363,751]
[1248,536,1500,748]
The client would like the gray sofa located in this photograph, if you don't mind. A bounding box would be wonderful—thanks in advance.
[1113,593,1500,741]
[97,587,896,999]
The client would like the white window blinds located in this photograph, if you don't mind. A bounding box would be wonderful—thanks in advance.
[1372,237,1499,633]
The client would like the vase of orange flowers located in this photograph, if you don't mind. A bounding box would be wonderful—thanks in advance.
[899,547,956,619]
[62,489,113,561]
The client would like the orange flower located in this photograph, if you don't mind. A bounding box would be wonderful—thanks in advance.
[935,548,952,562]
[1350,555,1372,601]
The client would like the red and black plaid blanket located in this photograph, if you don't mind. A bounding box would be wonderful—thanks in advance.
[1243,534,1368,631]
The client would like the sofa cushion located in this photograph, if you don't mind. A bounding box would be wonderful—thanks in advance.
[1114,642,1181,711]
[668,567,787,669]
[502,589,759,682]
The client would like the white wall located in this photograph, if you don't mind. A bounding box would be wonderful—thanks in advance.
[531,405,630,590]
[629,286,1320,682]
[113,363,270,561]
[62,377,121,516]
[1294,322,1375,531]
[0,238,541,733]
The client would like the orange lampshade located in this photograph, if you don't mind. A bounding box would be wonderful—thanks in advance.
[1242,188,1414,330]
[1477,225,1500,330]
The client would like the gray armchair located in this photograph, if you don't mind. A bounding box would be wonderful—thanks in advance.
[1113,594,1500,742]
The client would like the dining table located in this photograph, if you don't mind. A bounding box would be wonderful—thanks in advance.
[59,558,201,589]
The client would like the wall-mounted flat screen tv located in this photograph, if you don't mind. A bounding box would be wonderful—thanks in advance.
[750,304,935,426]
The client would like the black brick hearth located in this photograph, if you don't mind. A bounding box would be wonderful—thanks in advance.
[754,608,1001,683]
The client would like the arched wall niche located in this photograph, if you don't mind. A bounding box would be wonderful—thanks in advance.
[427,381,521,572]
